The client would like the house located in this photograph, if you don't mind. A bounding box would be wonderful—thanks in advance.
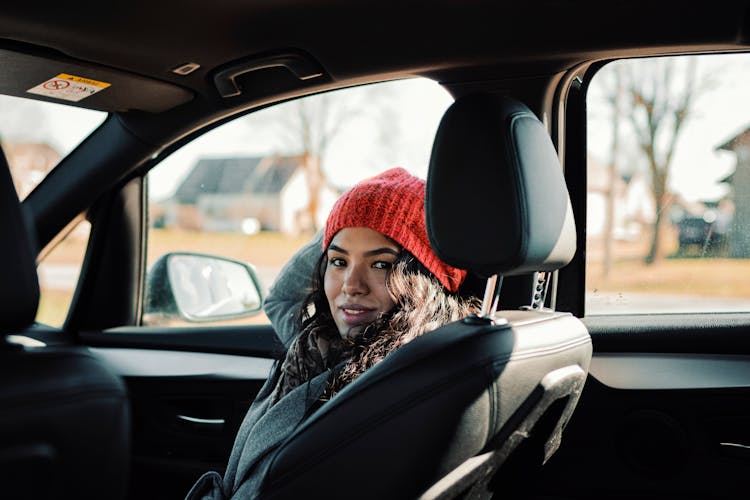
[716,126,750,257]
[158,154,340,235]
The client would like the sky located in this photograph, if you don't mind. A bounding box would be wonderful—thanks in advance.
[3,54,750,204]
[146,78,453,200]
[587,53,750,202]
[0,78,453,201]
[0,95,106,152]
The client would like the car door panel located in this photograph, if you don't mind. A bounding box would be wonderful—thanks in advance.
[83,327,281,500]
[532,315,750,500]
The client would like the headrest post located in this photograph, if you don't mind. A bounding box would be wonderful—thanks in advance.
[479,274,503,319]
[522,271,552,311]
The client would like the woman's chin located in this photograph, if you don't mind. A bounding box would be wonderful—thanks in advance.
[339,323,367,339]
[336,312,378,339]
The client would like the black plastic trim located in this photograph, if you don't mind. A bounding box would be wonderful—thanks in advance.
[585,313,750,354]
[80,325,284,358]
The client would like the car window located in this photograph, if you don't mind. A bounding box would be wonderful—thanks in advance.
[0,95,104,327]
[586,53,750,315]
[144,78,453,327]
[0,95,106,200]
[36,218,91,326]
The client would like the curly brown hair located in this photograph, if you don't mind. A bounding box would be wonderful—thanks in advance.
[271,250,480,404]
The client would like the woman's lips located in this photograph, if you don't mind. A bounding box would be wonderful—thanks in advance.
[338,304,376,326]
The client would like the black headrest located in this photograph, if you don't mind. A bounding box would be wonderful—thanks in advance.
[426,93,576,278]
[0,146,40,331]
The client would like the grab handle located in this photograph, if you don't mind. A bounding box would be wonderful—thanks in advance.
[214,52,324,98]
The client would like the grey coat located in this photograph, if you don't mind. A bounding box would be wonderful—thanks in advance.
[186,232,325,500]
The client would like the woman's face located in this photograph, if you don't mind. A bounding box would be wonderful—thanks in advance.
[324,227,399,338]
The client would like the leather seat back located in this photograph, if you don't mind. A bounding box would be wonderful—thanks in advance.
[0,147,131,500]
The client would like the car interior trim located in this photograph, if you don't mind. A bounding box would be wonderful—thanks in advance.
[89,347,274,379]
[590,352,750,390]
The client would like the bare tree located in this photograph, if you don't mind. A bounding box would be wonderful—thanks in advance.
[285,93,353,232]
[600,64,624,278]
[257,86,396,233]
[622,57,704,264]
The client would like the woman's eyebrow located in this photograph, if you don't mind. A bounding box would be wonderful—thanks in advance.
[327,245,399,257]
[328,244,347,254]
[364,248,400,257]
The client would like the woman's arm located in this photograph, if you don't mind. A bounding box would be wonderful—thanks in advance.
[263,231,323,348]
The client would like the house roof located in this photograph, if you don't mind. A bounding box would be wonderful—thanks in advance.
[717,126,750,151]
[253,157,301,194]
[174,155,303,204]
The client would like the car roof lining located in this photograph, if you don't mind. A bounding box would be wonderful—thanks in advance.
[3,43,746,121]
[2,0,750,117]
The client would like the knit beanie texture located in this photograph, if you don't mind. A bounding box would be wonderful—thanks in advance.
[323,167,466,292]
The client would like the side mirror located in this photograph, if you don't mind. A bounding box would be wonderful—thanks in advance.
[144,252,264,324]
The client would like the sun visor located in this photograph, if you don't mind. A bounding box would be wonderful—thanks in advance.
[0,48,193,113]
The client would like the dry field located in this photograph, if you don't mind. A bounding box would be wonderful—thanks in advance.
[37,228,312,326]
[587,227,750,298]
[43,225,312,267]
[36,225,750,326]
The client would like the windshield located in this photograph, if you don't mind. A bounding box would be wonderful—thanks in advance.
[0,94,106,200]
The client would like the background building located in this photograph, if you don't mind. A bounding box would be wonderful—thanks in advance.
[717,127,750,257]
[156,154,340,235]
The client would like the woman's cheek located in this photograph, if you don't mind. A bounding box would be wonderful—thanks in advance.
[323,269,340,302]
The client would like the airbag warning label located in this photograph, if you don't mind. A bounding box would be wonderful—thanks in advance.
[27,73,111,102]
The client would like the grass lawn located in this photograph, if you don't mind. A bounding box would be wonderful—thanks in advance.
[587,258,750,298]
[36,226,750,327]
[586,228,750,303]
[146,229,313,267]
[42,225,312,268]
[37,229,312,327]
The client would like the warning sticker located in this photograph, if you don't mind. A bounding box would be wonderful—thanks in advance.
[27,73,111,102]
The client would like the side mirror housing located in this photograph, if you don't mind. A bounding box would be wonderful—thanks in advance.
[144,252,264,324]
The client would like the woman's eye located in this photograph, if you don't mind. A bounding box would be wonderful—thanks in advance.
[373,261,393,270]
[329,257,346,267]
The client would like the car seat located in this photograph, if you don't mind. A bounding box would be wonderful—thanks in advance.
[0,146,131,500]
[255,93,591,499]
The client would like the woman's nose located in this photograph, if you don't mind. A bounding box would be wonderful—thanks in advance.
[342,266,368,296]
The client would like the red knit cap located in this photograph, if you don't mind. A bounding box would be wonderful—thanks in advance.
[323,167,466,292]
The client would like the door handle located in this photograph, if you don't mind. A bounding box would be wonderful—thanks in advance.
[176,414,226,432]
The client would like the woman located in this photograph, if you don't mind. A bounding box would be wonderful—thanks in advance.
[187,167,479,499]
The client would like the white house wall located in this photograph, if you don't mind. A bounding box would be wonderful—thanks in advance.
[587,157,656,241]
[280,171,309,235]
